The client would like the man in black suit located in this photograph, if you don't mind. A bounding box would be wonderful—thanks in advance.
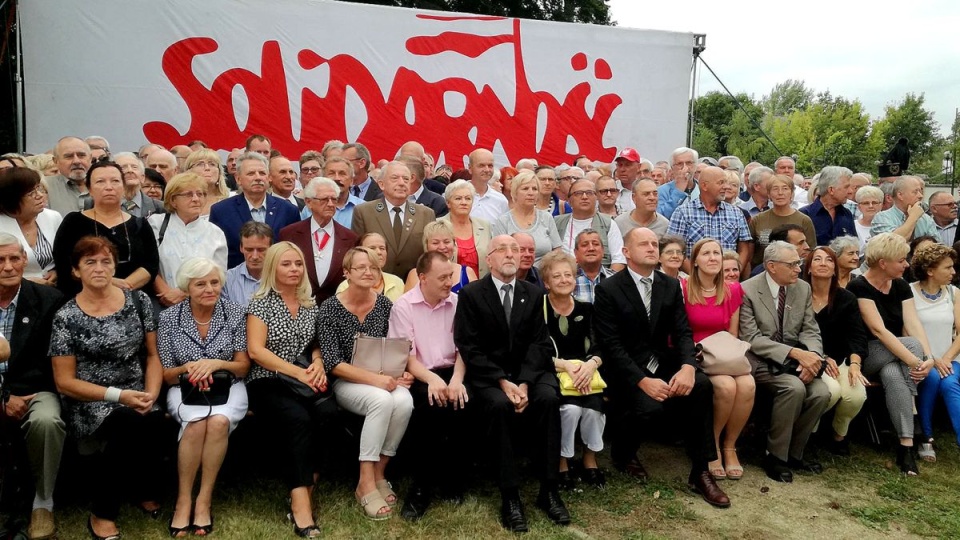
[454,234,569,532]
[0,234,65,539]
[593,227,730,508]
[342,143,382,202]
[398,156,448,218]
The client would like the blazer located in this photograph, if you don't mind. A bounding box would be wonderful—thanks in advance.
[453,276,556,389]
[278,218,358,303]
[363,179,383,202]
[416,188,449,218]
[4,280,63,395]
[438,215,491,277]
[209,194,301,268]
[84,192,165,219]
[739,272,823,365]
[0,210,62,279]
[593,268,696,390]
[351,199,435,277]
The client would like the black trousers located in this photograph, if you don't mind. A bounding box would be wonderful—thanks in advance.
[471,381,560,492]
[610,369,716,470]
[405,368,470,490]
[247,378,339,490]
[90,408,166,521]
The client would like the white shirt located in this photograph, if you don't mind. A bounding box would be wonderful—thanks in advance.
[149,213,228,285]
[615,181,636,215]
[560,216,627,264]
[471,186,509,223]
[310,218,336,287]
[491,275,517,310]
[626,266,655,295]
[765,272,786,312]
[408,184,425,204]
[385,200,406,225]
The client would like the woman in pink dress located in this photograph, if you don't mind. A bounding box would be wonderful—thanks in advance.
[682,238,755,480]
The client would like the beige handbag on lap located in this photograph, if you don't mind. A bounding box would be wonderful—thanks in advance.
[350,333,411,378]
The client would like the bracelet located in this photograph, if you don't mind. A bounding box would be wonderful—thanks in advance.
[850,361,861,366]
[104,386,122,403]
[590,356,602,367]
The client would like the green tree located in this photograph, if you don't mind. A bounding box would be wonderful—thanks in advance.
[692,91,762,156]
[877,93,942,173]
[762,79,814,118]
[691,125,720,159]
[342,0,613,24]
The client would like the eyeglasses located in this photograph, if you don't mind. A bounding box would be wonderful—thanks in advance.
[190,160,219,170]
[301,166,321,174]
[931,202,958,208]
[173,191,206,199]
[350,265,379,274]
[772,260,804,268]
[661,249,684,257]
[26,186,45,199]
[570,190,596,198]
[559,176,584,182]
[597,188,618,195]
[307,196,338,205]
[492,245,521,254]
[143,184,163,191]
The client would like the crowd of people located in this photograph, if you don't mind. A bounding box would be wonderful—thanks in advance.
[1,135,959,539]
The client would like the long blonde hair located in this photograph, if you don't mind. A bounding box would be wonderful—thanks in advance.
[252,241,315,307]
[686,238,728,306]
[184,149,229,199]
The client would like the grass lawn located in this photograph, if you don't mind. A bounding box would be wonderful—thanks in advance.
[28,428,959,540]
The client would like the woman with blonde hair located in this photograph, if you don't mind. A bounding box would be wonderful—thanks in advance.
[184,149,230,216]
[336,233,405,301]
[245,242,327,538]
[403,220,477,292]
[721,251,741,284]
[681,238,753,479]
[491,170,562,265]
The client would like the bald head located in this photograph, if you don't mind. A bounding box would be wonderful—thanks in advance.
[398,141,425,160]
[468,149,495,187]
[146,149,178,181]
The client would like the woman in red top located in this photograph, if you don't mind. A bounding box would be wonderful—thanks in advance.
[682,238,755,480]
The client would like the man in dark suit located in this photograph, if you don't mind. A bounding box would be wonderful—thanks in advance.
[593,227,730,508]
[398,156,448,218]
[342,143,382,202]
[279,177,358,303]
[454,234,569,532]
[269,155,306,213]
[0,234,65,539]
[351,162,435,277]
[209,152,301,268]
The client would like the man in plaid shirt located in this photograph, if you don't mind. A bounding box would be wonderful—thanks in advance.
[572,229,616,303]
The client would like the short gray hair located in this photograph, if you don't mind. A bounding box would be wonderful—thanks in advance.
[175,257,226,292]
[671,146,699,164]
[237,151,269,174]
[856,185,884,203]
[892,175,923,197]
[748,166,774,188]
[85,135,110,152]
[303,177,341,199]
[817,166,853,195]
[719,155,744,174]
[112,151,144,174]
[829,236,860,256]
[341,143,371,171]
[640,158,654,170]
[0,232,24,253]
[443,179,476,201]
[763,241,795,264]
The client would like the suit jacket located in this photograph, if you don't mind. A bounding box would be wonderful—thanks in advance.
[84,192,165,219]
[739,273,823,365]
[351,199,435,277]
[278,218,358,303]
[363,179,383,202]
[209,194,301,268]
[453,276,556,389]
[4,280,63,395]
[424,177,447,195]
[416,188,449,218]
[593,269,696,390]
[438,215,492,277]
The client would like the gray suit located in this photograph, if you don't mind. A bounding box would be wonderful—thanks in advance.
[739,273,830,462]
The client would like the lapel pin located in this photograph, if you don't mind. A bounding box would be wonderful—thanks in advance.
[520,298,525,303]
[22,317,29,324]
[376,202,385,211]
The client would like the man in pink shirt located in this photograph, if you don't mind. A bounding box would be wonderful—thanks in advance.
[388,251,469,521]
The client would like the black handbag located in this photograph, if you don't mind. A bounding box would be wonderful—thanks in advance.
[178,370,234,406]
[278,354,328,400]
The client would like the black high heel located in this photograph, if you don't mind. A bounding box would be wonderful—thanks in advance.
[167,517,192,538]
[87,517,122,540]
[896,445,919,476]
[192,515,213,536]
[287,512,321,538]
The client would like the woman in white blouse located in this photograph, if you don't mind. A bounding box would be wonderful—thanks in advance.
[0,167,62,285]
[150,173,228,308]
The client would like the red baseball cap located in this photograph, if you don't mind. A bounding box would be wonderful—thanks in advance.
[615,148,641,163]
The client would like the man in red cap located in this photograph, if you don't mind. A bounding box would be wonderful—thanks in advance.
[614,147,642,215]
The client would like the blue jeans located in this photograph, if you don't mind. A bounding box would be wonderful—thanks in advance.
[917,360,960,446]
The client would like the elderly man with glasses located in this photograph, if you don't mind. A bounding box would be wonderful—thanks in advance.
[555,178,626,271]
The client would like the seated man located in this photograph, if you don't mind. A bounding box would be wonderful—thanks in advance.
[389,252,469,521]
[0,233,66,539]
[222,222,272,308]
[572,228,615,304]
[593,228,729,508]
[739,241,831,483]
[454,235,569,532]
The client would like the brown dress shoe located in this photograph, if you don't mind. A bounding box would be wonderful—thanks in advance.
[615,458,649,481]
[688,470,731,508]
[28,508,55,540]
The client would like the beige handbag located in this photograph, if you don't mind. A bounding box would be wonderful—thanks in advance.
[696,331,752,376]
[350,334,411,378]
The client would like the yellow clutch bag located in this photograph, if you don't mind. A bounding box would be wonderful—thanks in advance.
[557,360,607,396]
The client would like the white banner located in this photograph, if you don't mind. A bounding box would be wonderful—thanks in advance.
[20,0,693,167]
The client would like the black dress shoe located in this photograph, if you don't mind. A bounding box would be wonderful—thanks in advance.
[582,468,606,490]
[536,490,571,526]
[788,457,823,474]
[688,470,731,508]
[614,458,649,481]
[558,470,575,491]
[500,497,528,533]
[401,485,432,521]
[762,454,793,483]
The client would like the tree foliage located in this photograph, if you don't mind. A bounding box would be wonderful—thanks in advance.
[341,0,613,24]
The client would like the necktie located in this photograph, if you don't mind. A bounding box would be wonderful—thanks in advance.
[353,186,361,197]
[773,285,787,342]
[392,207,403,244]
[501,283,513,323]
[640,276,658,373]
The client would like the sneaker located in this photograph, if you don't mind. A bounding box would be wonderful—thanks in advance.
[918,441,936,463]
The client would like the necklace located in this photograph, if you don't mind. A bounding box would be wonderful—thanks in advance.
[701,285,717,294]
[193,316,212,326]
[920,286,943,301]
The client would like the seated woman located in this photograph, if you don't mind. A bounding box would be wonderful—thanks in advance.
[682,239,754,480]
[52,160,159,299]
[0,167,62,286]
[803,246,868,456]
[658,234,687,280]
[848,233,936,476]
[336,233,405,301]
[158,257,250,537]
[722,250,741,284]
[910,243,960,462]
[903,235,938,283]
[540,251,606,489]
[828,236,862,288]
[404,221,477,293]
[319,247,413,521]
[150,172,228,308]
[49,236,165,540]
[246,242,326,538]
